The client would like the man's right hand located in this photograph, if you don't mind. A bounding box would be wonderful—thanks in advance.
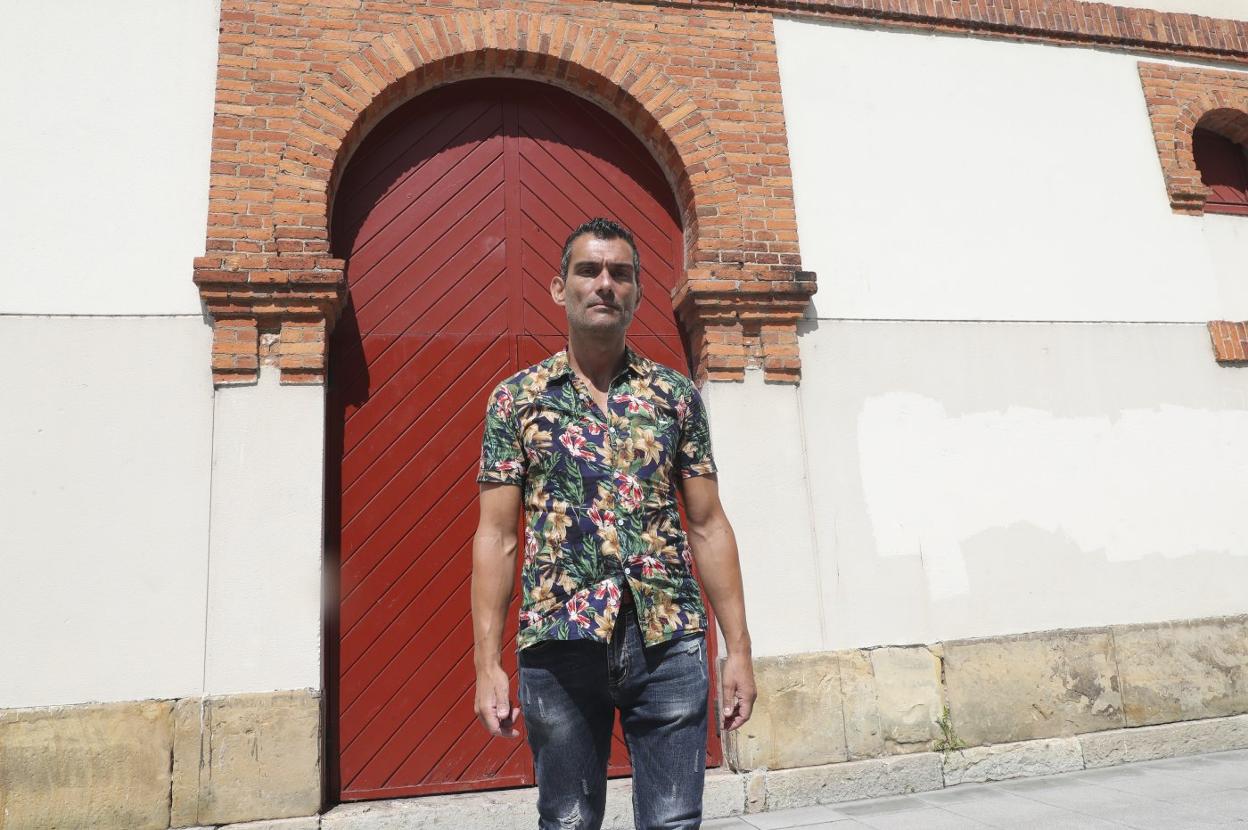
[474,662,521,738]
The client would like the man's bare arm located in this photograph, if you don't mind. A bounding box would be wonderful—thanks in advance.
[471,482,523,738]
[680,473,757,732]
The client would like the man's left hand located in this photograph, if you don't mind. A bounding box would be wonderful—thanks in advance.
[719,652,757,732]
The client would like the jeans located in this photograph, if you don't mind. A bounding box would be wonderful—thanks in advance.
[518,603,709,830]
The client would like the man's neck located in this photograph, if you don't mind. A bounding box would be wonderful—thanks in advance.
[566,331,627,392]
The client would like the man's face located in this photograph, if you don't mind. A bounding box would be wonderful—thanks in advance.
[551,234,641,337]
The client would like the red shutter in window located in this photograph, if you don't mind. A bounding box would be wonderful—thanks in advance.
[1193,128,1248,215]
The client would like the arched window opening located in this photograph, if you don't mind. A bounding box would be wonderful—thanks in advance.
[1193,127,1248,216]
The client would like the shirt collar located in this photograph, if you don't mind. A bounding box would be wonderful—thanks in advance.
[548,345,651,383]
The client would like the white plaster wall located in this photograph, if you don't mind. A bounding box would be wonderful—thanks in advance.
[796,320,1248,650]
[0,0,324,708]
[762,16,1248,655]
[1116,1,1248,20]
[0,0,220,314]
[775,19,1248,322]
[703,377,825,658]
[204,371,326,696]
[0,317,214,708]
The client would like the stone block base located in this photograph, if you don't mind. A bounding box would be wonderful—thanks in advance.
[0,689,320,830]
[727,612,1248,772]
[172,690,322,827]
[0,700,174,830]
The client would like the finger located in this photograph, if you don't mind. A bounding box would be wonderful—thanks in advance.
[721,680,738,718]
[478,706,502,736]
[738,696,754,722]
[721,697,738,729]
[497,706,522,738]
[726,698,753,731]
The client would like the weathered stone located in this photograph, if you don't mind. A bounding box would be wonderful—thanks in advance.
[743,769,767,813]
[1080,713,1248,768]
[0,699,173,830]
[1112,616,1248,727]
[171,696,205,828]
[943,629,1124,745]
[941,737,1084,785]
[763,753,943,811]
[221,818,321,830]
[703,768,747,820]
[723,651,847,771]
[173,689,322,827]
[322,786,530,830]
[870,645,944,753]
[837,649,884,760]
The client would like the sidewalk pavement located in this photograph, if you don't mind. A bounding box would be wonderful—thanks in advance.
[705,748,1248,829]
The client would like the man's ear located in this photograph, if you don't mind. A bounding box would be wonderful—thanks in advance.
[550,273,567,307]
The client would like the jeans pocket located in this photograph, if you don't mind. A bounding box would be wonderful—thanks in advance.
[670,633,707,680]
[672,632,704,653]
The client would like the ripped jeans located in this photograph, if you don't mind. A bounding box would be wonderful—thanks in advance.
[517,603,709,830]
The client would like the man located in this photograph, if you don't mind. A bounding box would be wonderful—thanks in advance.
[472,217,756,830]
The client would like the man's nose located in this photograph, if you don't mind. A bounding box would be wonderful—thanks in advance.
[592,267,614,292]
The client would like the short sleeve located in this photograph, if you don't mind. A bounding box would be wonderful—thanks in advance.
[675,384,717,479]
[477,383,526,485]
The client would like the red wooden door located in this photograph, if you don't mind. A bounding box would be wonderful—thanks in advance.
[325,78,719,803]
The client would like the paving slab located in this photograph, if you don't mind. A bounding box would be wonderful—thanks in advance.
[740,803,848,828]
[934,790,1071,826]
[852,805,992,828]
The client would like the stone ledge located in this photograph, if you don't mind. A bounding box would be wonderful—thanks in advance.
[761,753,944,811]
[321,714,1248,829]
[942,737,1084,785]
[179,820,320,830]
[321,770,743,830]
[1081,713,1248,768]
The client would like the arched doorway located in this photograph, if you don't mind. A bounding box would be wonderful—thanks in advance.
[324,77,719,802]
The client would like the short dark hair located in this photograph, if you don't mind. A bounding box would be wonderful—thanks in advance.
[559,217,641,285]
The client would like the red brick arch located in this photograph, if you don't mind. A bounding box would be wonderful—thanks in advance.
[1139,62,1248,215]
[284,10,742,279]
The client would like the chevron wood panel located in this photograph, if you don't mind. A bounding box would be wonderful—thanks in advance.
[328,78,711,803]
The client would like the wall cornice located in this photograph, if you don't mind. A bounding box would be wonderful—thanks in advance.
[676,0,1248,66]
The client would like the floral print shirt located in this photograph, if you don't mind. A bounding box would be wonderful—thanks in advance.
[477,347,717,650]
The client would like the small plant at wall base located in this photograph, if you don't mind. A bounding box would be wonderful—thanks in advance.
[932,705,968,755]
